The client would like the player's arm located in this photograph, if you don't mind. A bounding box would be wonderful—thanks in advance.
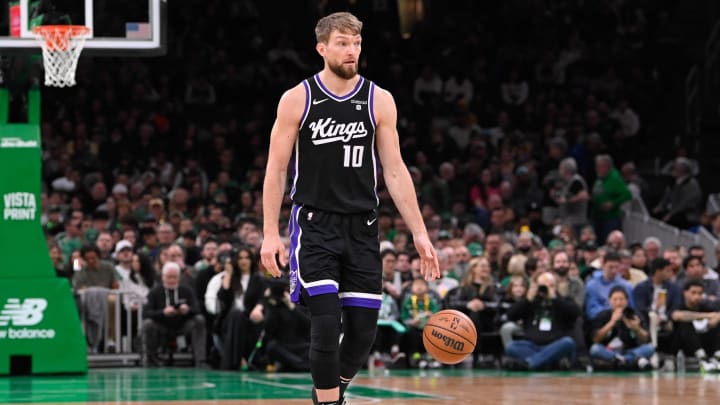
[261,84,304,276]
[374,87,440,280]
[374,88,423,237]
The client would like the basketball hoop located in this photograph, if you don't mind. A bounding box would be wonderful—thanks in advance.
[32,25,90,88]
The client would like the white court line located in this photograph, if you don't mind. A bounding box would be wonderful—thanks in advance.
[350,382,453,401]
[246,374,451,402]
[8,381,217,399]
[261,372,453,401]
[242,376,380,404]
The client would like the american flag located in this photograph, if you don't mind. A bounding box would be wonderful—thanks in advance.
[126,22,151,40]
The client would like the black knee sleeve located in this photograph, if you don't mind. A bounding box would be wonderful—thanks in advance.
[305,292,341,390]
[340,306,379,378]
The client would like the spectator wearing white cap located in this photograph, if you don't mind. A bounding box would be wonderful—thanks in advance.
[113,240,146,312]
[114,240,135,282]
[111,183,129,199]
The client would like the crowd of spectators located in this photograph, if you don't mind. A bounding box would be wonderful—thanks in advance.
[28,0,720,371]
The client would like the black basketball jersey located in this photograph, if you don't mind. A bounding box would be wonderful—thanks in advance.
[290,74,378,213]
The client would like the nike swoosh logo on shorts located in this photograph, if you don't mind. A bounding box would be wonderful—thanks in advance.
[367,218,377,226]
[312,98,328,105]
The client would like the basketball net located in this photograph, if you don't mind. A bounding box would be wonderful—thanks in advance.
[32,25,90,87]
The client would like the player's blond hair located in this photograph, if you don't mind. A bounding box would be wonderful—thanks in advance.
[315,12,363,43]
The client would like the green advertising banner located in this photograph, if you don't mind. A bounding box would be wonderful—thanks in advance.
[0,88,87,374]
[0,279,87,374]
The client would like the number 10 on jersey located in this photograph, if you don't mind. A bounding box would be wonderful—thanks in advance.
[343,145,364,168]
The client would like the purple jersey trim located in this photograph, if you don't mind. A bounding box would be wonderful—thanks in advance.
[340,297,382,309]
[288,204,301,303]
[368,82,376,127]
[300,80,311,127]
[314,74,364,101]
[306,284,339,296]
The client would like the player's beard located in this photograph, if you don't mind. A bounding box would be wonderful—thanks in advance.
[329,60,358,80]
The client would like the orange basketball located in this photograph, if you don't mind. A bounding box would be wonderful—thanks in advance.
[422,309,477,365]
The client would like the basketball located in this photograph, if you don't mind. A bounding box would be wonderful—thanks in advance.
[422,309,477,365]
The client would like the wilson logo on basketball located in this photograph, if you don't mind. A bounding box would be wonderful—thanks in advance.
[441,315,471,333]
[430,329,465,351]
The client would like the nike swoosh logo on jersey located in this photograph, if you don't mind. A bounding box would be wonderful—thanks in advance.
[312,98,329,105]
[367,218,377,226]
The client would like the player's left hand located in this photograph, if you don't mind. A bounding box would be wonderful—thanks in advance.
[413,234,440,281]
[260,234,287,278]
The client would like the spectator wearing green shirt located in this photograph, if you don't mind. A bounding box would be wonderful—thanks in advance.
[57,219,84,264]
[401,278,440,366]
[73,244,118,291]
[591,155,631,242]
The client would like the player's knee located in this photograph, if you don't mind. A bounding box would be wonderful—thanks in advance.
[311,313,341,352]
[306,293,342,352]
[346,322,375,347]
[340,307,378,365]
[343,306,378,338]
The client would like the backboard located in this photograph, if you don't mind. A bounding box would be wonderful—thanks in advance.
[0,0,166,56]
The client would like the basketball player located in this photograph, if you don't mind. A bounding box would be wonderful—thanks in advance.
[261,12,440,405]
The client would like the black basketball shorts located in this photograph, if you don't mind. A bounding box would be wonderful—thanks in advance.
[288,203,382,309]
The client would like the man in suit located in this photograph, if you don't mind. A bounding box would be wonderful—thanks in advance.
[142,262,207,368]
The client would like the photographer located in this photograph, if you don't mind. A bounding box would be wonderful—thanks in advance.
[204,247,266,370]
[504,272,580,370]
[142,262,207,368]
[590,286,654,370]
[261,276,311,372]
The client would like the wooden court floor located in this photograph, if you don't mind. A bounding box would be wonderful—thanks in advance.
[2,368,720,404]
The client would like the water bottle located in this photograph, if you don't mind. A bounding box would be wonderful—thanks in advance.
[676,350,686,374]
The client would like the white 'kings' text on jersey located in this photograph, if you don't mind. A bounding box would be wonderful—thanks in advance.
[290,74,378,213]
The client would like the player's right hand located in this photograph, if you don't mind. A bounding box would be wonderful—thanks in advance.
[260,235,287,278]
[413,234,440,281]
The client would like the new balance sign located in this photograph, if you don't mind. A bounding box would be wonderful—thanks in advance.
[0,298,56,339]
[0,298,46,326]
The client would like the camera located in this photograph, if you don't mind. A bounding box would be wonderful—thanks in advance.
[537,285,549,298]
[622,307,635,319]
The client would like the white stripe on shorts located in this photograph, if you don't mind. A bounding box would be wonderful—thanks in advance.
[338,292,382,300]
